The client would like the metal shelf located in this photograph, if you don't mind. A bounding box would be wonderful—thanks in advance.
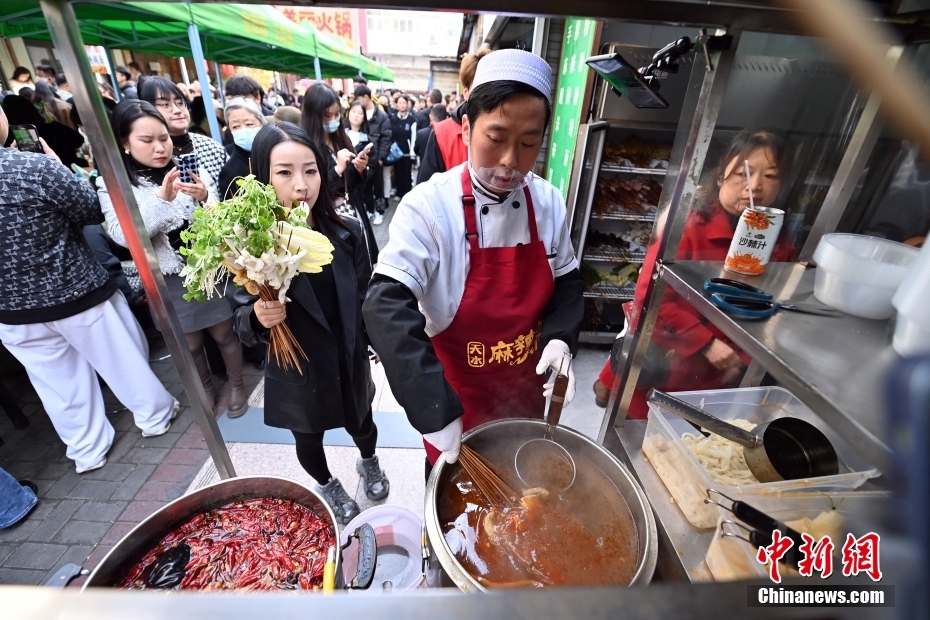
[579,330,620,345]
[593,207,657,222]
[600,163,669,175]
[661,261,895,472]
[584,282,637,300]
[584,248,647,263]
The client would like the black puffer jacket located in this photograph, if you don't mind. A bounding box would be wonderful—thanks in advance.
[0,148,109,315]
[366,106,393,163]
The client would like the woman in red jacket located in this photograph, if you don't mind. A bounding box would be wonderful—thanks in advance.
[595,130,793,417]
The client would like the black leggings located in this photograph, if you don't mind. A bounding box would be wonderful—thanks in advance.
[292,410,377,485]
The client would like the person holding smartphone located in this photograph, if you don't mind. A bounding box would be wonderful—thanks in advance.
[96,100,249,419]
[300,83,378,267]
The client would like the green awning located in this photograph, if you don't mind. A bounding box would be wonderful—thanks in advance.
[0,1,392,80]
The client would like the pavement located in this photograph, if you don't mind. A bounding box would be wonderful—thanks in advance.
[0,191,613,587]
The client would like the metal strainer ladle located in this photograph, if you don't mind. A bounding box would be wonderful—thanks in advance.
[515,358,576,492]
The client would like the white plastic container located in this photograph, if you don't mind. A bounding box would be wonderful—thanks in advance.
[642,387,879,529]
[340,505,431,593]
[892,241,930,356]
[706,491,890,582]
[812,233,919,320]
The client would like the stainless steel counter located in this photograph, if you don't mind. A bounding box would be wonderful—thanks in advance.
[661,261,896,473]
[610,422,714,583]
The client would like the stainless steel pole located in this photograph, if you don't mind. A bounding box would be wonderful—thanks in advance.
[186,22,222,144]
[38,0,236,480]
[599,30,741,440]
[314,57,323,82]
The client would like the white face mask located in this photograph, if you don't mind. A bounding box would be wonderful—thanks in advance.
[232,126,260,151]
[323,119,341,133]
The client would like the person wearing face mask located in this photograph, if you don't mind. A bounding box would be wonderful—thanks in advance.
[231,122,388,524]
[97,100,250,419]
[300,83,378,268]
[387,95,416,201]
[218,97,266,200]
[592,130,794,415]
[363,49,585,472]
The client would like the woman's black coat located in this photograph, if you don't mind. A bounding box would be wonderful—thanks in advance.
[232,215,375,433]
[322,143,379,268]
[218,144,251,200]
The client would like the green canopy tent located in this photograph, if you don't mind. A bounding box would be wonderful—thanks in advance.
[0,2,392,80]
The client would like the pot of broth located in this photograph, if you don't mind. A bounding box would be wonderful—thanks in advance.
[424,419,657,591]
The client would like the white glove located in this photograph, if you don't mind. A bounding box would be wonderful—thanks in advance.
[422,417,463,464]
[535,339,576,406]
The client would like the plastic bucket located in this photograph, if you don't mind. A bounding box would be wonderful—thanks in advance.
[340,505,426,593]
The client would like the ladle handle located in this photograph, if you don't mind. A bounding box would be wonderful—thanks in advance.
[646,389,761,448]
[547,373,570,428]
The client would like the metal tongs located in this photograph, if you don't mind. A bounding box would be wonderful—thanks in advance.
[707,490,805,569]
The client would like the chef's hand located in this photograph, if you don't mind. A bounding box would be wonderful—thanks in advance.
[536,340,576,406]
[255,299,287,329]
[423,417,463,464]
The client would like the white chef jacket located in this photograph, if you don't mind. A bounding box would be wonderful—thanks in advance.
[374,162,579,337]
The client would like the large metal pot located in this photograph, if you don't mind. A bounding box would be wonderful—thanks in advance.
[424,419,658,592]
[83,475,338,590]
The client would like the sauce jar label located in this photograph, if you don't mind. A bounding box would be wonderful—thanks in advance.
[724,207,785,276]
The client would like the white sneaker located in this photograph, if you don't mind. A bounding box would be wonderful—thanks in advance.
[367,211,374,220]
[373,212,384,226]
[142,400,181,438]
[76,457,106,474]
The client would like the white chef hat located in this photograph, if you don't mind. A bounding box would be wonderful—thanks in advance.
[470,49,553,104]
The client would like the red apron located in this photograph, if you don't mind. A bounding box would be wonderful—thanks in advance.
[424,167,555,464]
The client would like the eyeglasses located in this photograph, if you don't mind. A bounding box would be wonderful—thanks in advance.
[155,99,187,111]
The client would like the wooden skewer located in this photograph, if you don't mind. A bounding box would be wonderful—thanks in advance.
[458,445,520,508]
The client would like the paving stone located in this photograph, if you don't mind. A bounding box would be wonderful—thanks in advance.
[44,471,82,499]
[80,462,135,482]
[26,499,83,542]
[0,460,41,480]
[0,567,48,585]
[134,431,180,450]
[53,520,111,545]
[68,480,121,501]
[110,464,157,501]
[5,542,68,570]
[73,501,128,523]
[67,573,88,589]
[0,543,16,564]
[118,501,166,523]
[12,427,60,446]
[0,518,40,543]
[150,463,200,484]
[164,411,194,435]
[0,441,52,462]
[104,432,139,463]
[83,545,114,570]
[102,521,137,545]
[163,447,208,466]
[123,447,170,464]
[134,480,188,502]
[32,459,74,482]
[25,499,58,521]
[175,433,206,449]
[51,545,94,575]
[111,411,137,432]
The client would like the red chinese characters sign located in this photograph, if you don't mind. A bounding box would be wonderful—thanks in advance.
[275,6,356,48]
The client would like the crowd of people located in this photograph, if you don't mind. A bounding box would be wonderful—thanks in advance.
[1,47,580,528]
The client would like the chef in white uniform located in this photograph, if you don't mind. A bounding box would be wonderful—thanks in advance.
[363,49,585,472]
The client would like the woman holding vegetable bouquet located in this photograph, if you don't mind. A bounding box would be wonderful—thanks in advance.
[98,100,249,418]
[231,122,389,524]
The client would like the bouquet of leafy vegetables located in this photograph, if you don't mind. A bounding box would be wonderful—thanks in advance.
[179,175,334,372]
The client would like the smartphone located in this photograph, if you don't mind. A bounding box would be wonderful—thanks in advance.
[11,125,44,153]
[586,53,669,109]
[175,152,199,184]
[361,142,374,155]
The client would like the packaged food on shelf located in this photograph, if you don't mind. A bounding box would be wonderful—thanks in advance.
[594,176,663,217]
[585,230,643,261]
[642,387,880,529]
[621,221,652,249]
[603,138,672,168]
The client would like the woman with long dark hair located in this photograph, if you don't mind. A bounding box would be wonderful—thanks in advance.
[232,122,389,524]
[136,76,227,200]
[97,99,248,418]
[300,83,379,267]
[345,100,379,225]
